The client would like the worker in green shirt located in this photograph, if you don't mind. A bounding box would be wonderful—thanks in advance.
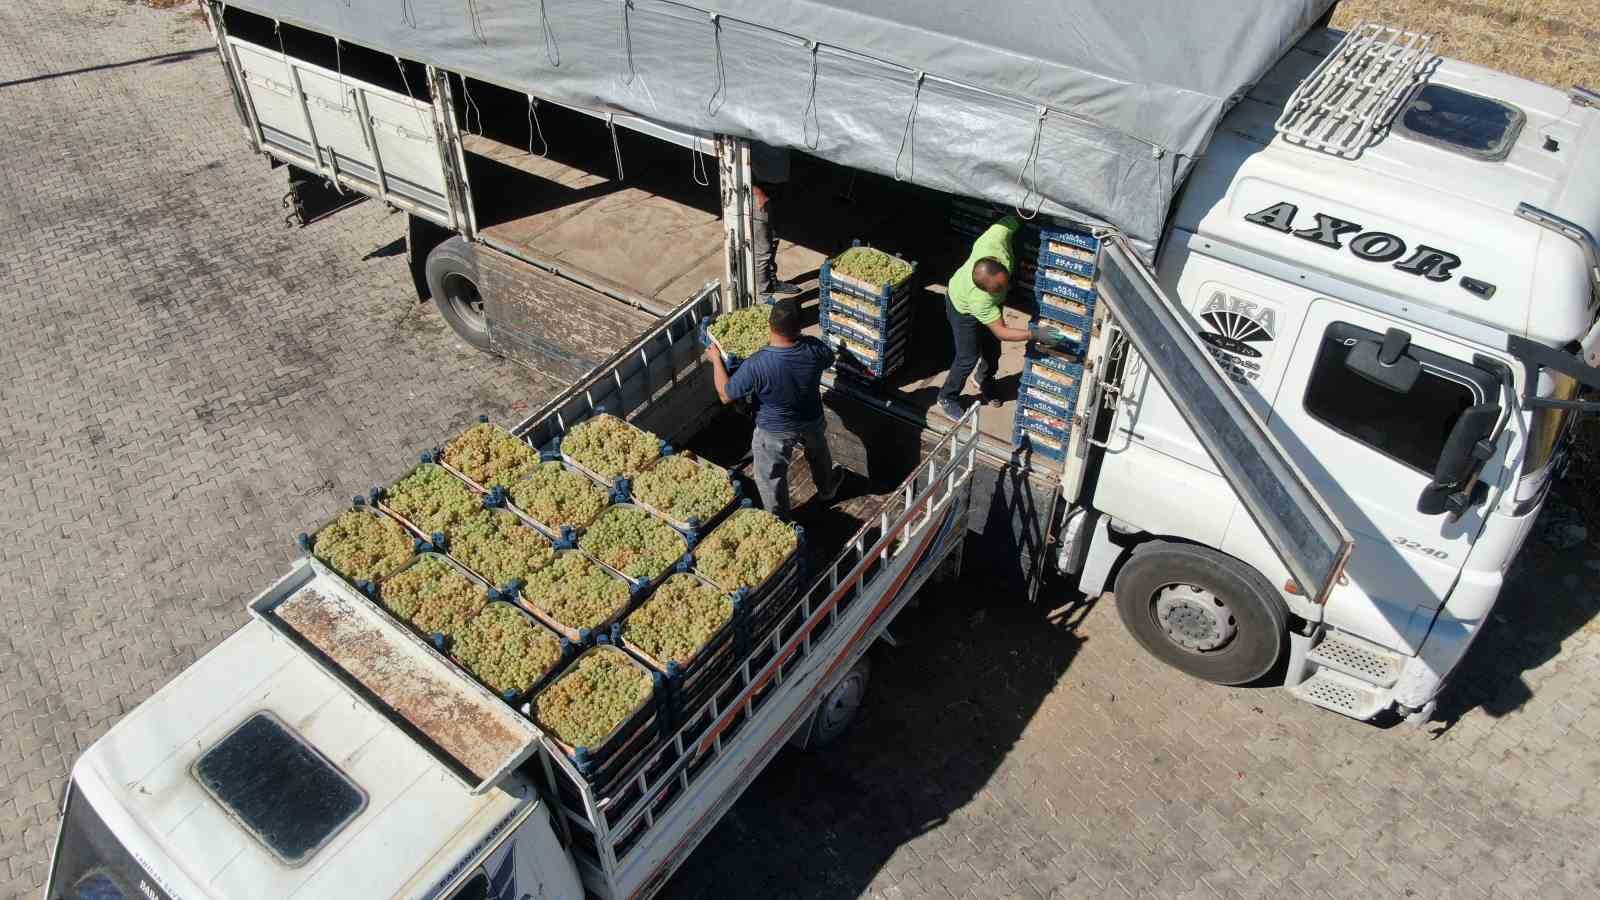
[937,214,1036,421]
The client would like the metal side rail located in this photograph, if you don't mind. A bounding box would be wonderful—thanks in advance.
[539,406,982,899]
[1098,237,1353,601]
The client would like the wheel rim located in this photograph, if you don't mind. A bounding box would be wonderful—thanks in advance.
[442,272,487,334]
[815,670,866,743]
[1152,583,1237,653]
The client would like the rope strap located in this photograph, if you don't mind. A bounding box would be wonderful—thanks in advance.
[1015,106,1047,220]
[802,40,821,150]
[893,71,925,182]
[527,94,549,158]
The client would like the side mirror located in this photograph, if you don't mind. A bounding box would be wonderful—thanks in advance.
[1346,328,1421,393]
[1417,403,1500,516]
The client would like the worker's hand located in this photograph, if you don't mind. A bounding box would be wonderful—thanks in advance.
[704,345,721,364]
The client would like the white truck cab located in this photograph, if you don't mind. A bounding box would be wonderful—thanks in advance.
[1073,27,1600,722]
[49,619,582,900]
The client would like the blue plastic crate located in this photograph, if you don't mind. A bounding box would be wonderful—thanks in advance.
[820,289,913,328]
[1012,425,1068,462]
[832,342,907,379]
[1037,247,1096,279]
[1019,384,1074,418]
[1015,403,1072,441]
[1035,268,1097,305]
[1025,347,1086,382]
[1019,370,1078,406]
[820,311,911,355]
[1039,225,1099,253]
[819,243,917,307]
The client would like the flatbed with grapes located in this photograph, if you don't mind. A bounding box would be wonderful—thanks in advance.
[507,283,980,898]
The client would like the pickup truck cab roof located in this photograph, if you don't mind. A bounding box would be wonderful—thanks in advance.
[1174,29,1600,348]
[66,619,534,899]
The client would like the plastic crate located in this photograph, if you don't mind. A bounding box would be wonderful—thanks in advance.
[819,242,916,306]
[819,285,913,324]
[530,643,663,777]
[1025,349,1085,387]
[502,457,610,546]
[577,504,694,592]
[1037,247,1096,279]
[451,600,576,706]
[623,452,740,538]
[831,345,907,380]
[699,301,775,373]
[1013,424,1068,462]
[1035,267,1097,304]
[1019,383,1074,419]
[826,327,909,368]
[819,308,912,351]
[1016,404,1072,441]
[1039,224,1099,253]
[516,550,640,644]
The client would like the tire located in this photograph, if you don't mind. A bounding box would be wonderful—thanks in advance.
[425,236,491,352]
[789,656,871,750]
[1113,542,1287,686]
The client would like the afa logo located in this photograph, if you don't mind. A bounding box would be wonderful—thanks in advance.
[1197,291,1276,359]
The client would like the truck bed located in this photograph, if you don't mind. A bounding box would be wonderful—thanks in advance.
[463,112,725,310]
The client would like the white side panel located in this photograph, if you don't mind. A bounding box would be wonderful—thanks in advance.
[228,38,458,227]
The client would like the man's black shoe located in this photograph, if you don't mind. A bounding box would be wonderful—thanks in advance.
[764,280,803,296]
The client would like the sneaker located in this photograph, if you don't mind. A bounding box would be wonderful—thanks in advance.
[935,399,966,421]
[764,280,803,296]
[815,466,841,502]
[977,391,1004,408]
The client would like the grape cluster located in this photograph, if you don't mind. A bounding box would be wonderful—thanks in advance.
[579,506,687,581]
[693,508,798,592]
[562,414,661,480]
[384,464,482,534]
[379,556,487,641]
[707,306,771,359]
[446,509,555,588]
[441,423,541,488]
[508,462,609,530]
[622,574,733,667]
[454,603,563,696]
[534,645,654,749]
[521,553,630,632]
[631,455,735,525]
[312,509,414,582]
[831,246,913,288]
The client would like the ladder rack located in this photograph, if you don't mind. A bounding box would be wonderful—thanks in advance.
[1274,21,1437,159]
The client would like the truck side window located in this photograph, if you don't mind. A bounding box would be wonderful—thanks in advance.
[1303,324,1481,474]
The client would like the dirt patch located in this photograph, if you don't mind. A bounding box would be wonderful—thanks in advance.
[1332,0,1600,89]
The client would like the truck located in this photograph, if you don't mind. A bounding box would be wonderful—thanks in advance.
[46,0,1600,897]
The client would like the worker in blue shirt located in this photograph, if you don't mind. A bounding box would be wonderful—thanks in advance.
[706,298,839,519]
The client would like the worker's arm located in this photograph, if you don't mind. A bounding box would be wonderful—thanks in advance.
[988,319,1033,342]
[706,347,734,404]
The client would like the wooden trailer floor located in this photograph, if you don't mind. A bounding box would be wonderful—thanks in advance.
[467,122,1027,446]
[463,131,727,310]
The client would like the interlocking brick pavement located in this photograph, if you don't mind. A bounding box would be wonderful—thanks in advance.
[4,3,1600,899]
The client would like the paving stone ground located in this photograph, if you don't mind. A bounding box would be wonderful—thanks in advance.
[3,3,1600,899]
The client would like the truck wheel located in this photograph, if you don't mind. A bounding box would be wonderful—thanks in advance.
[425,237,491,352]
[790,656,870,750]
[1113,542,1286,686]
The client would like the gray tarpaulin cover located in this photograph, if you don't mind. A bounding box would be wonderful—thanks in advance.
[225,0,1335,244]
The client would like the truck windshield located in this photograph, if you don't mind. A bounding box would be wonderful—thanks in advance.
[47,783,173,900]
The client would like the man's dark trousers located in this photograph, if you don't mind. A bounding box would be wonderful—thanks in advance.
[938,296,999,406]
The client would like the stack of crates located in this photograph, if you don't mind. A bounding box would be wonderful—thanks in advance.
[1014,223,1102,468]
[818,243,916,382]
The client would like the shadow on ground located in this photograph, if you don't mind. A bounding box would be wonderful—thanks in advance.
[1427,529,1600,736]
[662,564,1086,898]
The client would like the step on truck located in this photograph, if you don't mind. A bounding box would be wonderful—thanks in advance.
[49,1,1600,897]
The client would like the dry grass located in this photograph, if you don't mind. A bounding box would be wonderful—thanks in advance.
[1333,0,1600,89]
